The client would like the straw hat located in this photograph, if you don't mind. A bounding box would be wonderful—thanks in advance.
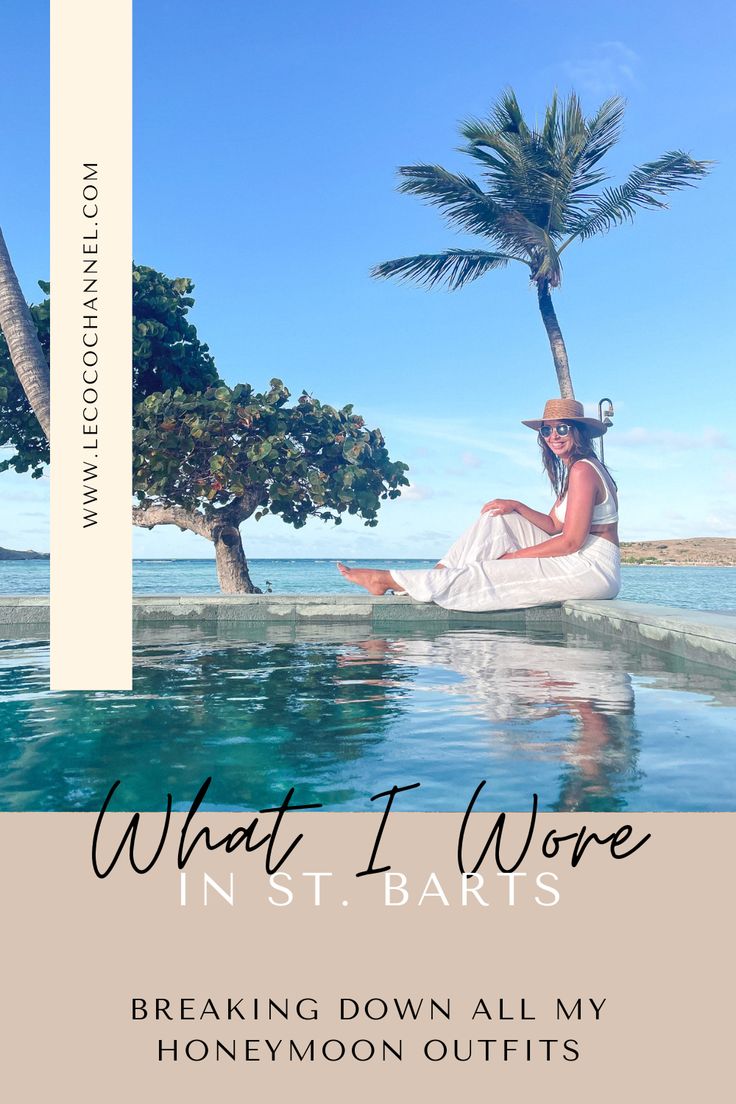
[522,398,608,438]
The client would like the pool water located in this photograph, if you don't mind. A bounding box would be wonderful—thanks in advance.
[2,623,735,812]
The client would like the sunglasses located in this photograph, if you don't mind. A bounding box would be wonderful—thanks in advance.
[540,423,574,438]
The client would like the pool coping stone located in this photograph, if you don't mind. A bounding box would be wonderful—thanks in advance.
[1,594,735,670]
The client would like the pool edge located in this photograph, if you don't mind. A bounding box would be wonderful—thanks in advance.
[1,594,735,671]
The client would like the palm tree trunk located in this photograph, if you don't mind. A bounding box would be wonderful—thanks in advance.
[0,226,51,440]
[536,281,574,399]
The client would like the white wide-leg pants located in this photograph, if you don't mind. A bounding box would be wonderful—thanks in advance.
[390,511,621,612]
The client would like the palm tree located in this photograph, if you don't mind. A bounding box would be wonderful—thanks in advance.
[0,226,50,439]
[372,90,711,398]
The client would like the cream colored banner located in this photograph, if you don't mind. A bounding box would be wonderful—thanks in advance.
[50,1,132,689]
[3,812,733,1101]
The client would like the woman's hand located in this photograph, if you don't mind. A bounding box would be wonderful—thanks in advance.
[481,498,518,516]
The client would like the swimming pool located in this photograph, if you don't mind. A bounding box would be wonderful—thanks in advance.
[2,622,734,812]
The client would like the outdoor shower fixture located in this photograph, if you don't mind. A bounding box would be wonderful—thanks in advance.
[598,397,614,463]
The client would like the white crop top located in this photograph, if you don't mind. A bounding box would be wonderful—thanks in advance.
[554,458,618,525]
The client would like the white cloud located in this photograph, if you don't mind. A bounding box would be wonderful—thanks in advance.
[377,412,540,471]
[401,483,433,501]
[615,426,730,449]
[703,509,736,535]
[561,41,640,97]
[411,529,452,545]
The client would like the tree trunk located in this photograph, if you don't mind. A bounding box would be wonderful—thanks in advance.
[536,281,574,399]
[132,504,262,594]
[212,522,261,594]
[0,226,51,440]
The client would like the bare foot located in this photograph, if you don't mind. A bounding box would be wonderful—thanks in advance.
[337,562,403,595]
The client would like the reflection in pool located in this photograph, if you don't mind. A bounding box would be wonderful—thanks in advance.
[1,623,735,812]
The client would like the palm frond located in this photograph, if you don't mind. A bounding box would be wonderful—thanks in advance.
[396,164,505,238]
[460,93,627,233]
[561,92,587,146]
[491,89,531,139]
[460,96,568,229]
[459,120,524,165]
[384,90,710,291]
[565,150,713,240]
[463,137,560,225]
[542,91,560,151]
[458,123,542,198]
[576,96,626,172]
[499,213,562,286]
[558,96,625,211]
[370,249,520,290]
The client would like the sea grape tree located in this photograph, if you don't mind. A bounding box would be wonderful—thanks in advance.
[0,252,409,592]
[0,264,220,477]
[132,379,409,592]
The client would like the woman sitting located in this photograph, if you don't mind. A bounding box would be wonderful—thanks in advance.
[337,399,620,612]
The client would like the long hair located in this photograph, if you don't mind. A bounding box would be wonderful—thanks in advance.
[539,423,618,498]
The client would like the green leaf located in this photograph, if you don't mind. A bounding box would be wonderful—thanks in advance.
[247,440,272,461]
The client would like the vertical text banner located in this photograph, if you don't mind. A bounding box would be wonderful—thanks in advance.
[50,1,132,689]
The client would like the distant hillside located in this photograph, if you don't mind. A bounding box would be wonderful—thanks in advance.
[621,538,736,566]
[0,546,49,561]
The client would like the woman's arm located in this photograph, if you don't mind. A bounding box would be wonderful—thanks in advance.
[481,498,560,535]
[500,465,597,559]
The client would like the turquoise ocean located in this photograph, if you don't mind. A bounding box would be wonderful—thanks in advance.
[1,558,734,611]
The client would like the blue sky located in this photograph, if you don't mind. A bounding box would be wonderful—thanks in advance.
[2,0,734,557]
